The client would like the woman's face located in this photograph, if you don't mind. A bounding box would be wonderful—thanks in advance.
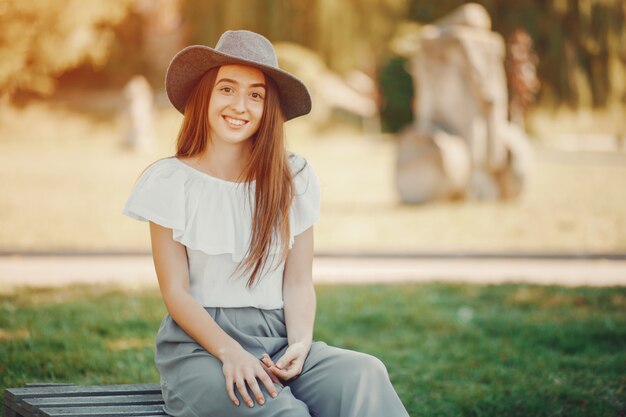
[208,64,266,146]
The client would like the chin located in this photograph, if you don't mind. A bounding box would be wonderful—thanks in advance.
[223,136,253,145]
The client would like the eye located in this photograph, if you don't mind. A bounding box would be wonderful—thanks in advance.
[250,91,264,100]
[220,86,234,93]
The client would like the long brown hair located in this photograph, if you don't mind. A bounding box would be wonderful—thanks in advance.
[175,66,294,287]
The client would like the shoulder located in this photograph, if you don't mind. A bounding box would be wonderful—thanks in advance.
[137,156,180,178]
[287,151,316,180]
[131,157,194,189]
[123,156,187,228]
[125,156,189,208]
[287,151,319,198]
[287,152,321,235]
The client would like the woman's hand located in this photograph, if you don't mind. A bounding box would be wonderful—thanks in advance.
[262,341,311,381]
[220,347,280,407]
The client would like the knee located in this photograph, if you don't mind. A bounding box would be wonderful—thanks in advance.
[356,353,389,379]
[337,351,389,381]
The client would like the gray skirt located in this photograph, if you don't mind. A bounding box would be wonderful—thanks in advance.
[155,307,410,417]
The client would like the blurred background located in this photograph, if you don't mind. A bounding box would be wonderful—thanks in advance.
[1,0,625,255]
[2,3,626,415]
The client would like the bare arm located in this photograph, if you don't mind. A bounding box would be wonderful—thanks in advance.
[264,226,316,379]
[283,226,316,347]
[150,221,239,359]
[149,221,278,407]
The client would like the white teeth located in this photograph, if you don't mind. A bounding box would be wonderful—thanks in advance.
[224,116,246,126]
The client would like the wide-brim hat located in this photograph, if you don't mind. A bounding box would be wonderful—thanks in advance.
[165,30,312,121]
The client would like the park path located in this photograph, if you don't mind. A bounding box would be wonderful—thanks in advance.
[1,254,625,293]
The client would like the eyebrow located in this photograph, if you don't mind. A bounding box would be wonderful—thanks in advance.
[216,78,266,89]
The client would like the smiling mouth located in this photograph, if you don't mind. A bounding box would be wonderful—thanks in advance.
[223,115,248,127]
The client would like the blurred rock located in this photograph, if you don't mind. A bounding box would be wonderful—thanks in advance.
[396,127,470,203]
[396,2,532,202]
[275,43,378,130]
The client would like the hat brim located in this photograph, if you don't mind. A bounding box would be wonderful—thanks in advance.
[166,45,312,121]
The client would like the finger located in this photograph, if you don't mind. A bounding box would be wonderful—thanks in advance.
[275,350,298,369]
[224,376,239,406]
[277,367,299,380]
[272,361,302,380]
[261,354,275,368]
[261,355,284,376]
[245,373,266,405]
[260,361,284,387]
[268,369,284,387]
[236,377,254,408]
[269,365,291,380]
[258,367,280,395]
[261,353,274,367]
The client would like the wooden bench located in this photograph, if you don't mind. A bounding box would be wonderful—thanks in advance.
[3,383,167,417]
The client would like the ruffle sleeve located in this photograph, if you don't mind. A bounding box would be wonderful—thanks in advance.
[289,154,321,237]
[123,157,257,262]
[122,155,320,261]
[122,159,187,232]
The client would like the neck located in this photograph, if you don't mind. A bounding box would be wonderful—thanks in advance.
[198,140,252,182]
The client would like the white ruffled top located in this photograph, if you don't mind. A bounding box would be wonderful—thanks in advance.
[123,153,320,309]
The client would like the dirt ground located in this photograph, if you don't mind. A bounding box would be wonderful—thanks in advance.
[1,254,625,294]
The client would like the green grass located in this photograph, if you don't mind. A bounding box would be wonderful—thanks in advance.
[1,283,625,416]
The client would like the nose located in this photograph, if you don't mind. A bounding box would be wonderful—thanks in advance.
[229,91,246,114]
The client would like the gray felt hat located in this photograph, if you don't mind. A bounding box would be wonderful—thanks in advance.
[165,30,312,121]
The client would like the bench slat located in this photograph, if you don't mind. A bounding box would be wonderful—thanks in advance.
[24,394,164,412]
[4,384,167,417]
[38,404,167,417]
[5,384,161,403]
[10,395,163,417]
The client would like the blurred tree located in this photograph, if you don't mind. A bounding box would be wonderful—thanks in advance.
[484,0,625,108]
[0,0,133,99]
[134,0,186,82]
[2,0,623,111]
[406,0,626,108]
[179,0,624,110]
[182,0,408,75]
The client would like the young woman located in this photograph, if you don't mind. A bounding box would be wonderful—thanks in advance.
[124,30,410,417]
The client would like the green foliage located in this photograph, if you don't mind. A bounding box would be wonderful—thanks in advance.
[0,0,133,97]
[406,0,626,108]
[379,56,414,133]
[483,0,625,108]
[1,283,625,417]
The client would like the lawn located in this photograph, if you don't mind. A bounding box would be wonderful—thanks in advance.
[1,283,624,416]
[1,102,626,254]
